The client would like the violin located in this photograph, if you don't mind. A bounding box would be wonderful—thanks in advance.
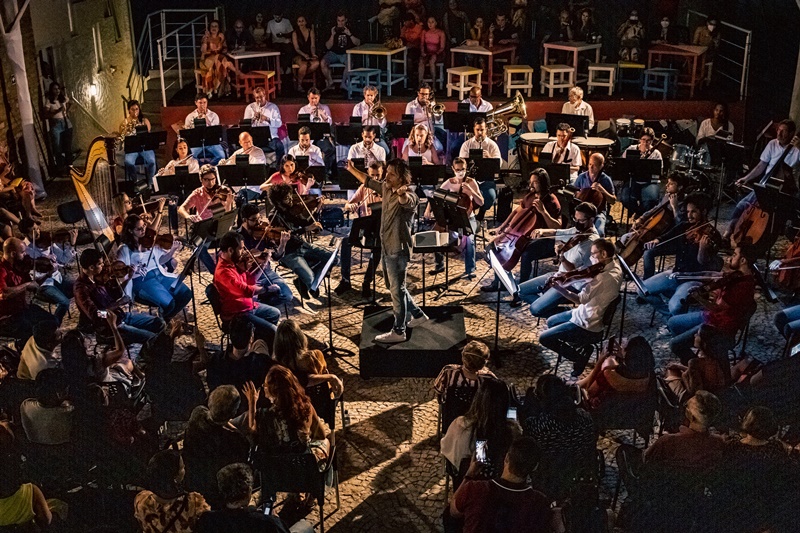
[682,270,750,306]
[200,184,233,218]
[18,255,55,277]
[96,260,134,286]
[250,221,288,244]
[684,222,717,245]
[139,229,175,251]
[236,248,271,274]
[543,261,606,291]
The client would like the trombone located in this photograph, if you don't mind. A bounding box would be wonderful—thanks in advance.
[369,94,386,121]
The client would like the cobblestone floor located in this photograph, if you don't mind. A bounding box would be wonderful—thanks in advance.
[38,180,791,532]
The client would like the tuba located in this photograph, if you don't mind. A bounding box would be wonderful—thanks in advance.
[470,91,527,138]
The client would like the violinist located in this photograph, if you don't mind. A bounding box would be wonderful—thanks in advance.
[572,153,616,236]
[287,127,325,168]
[0,238,56,342]
[261,154,316,196]
[335,162,383,298]
[619,127,664,217]
[539,239,622,377]
[155,138,200,177]
[221,131,266,165]
[18,219,76,325]
[73,248,165,346]
[111,193,166,239]
[722,119,800,244]
[117,214,193,321]
[237,203,293,307]
[181,93,225,165]
[516,202,599,317]
[667,244,757,364]
[641,193,722,317]
[424,157,483,279]
[267,183,333,303]
[542,123,582,182]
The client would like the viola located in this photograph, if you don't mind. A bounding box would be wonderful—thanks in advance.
[492,190,541,271]
[684,222,717,245]
[617,196,674,266]
[543,261,606,291]
[96,260,134,286]
[250,222,288,244]
[18,256,55,276]
[139,229,175,251]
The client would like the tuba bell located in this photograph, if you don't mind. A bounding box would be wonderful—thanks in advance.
[470,91,527,138]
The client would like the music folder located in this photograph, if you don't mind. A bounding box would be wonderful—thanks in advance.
[217,164,268,189]
[179,126,223,149]
[545,112,588,138]
[226,125,272,149]
[339,158,366,190]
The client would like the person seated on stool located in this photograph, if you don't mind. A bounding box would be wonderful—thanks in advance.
[405,83,446,153]
[449,86,494,162]
[561,86,594,132]
[424,157,483,279]
[287,126,326,168]
[572,153,615,236]
[539,238,622,377]
[297,87,336,177]
[459,117,501,224]
[516,202,599,315]
[542,123,581,183]
[237,203,293,308]
[214,231,281,345]
[243,87,284,162]
[181,93,225,165]
[352,85,390,156]
[119,100,157,185]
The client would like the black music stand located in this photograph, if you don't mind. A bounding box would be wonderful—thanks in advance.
[349,214,382,305]
[286,123,331,141]
[310,240,355,358]
[335,124,364,145]
[299,165,326,186]
[226,125,272,151]
[615,254,650,338]
[528,161,571,188]
[179,126,223,162]
[217,164,268,202]
[409,160,448,187]
[443,111,487,135]
[429,191,473,300]
[611,157,663,222]
[387,115,414,140]
[339,158,366,190]
[487,249,518,368]
[154,169,198,204]
[123,131,167,156]
[545,112,588,138]
[467,157,501,184]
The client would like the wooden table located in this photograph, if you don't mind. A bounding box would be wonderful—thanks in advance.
[542,41,602,83]
[346,44,408,96]
[449,44,517,96]
[647,43,707,98]
[228,49,282,97]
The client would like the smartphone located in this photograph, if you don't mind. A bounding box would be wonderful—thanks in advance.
[475,440,487,463]
[97,310,108,319]
[506,407,517,421]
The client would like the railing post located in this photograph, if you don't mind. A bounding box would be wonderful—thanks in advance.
[177,33,183,89]
[148,18,154,71]
[192,22,198,73]
[161,11,167,55]
[158,39,167,107]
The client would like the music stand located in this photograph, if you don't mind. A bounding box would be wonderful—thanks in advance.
[301,165,326,186]
[467,157,501,184]
[487,249,518,367]
[179,126,223,161]
[335,124,363,145]
[545,112,587,138]
[349,213,382,305]
[339,158,366,190]
[615,254,649,337]
[310,240,355,358]
[226,125,272,151]
[387,115,414,140]
[528,162,571,188]
[217,164,268,204]
[123,130,167,156]
[409,161,448,187]
[154,168,198,203]
[429,192,473,300]
[286,123,331,141]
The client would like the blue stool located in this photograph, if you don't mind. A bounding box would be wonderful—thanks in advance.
[616,61,646,92]
[643,68,679,100]
[346,68,382,100]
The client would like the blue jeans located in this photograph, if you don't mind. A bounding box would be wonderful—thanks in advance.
[199,247,217,275]
[340,236,378,286]
[256,269,294,306]
[118,311,165,345]
[667,311,704,364]
[280,242,335,291]
[435,216,477,275]
[620,182,661,217]
[190,144,226,165]
[643,270,702,316]
[37,278,74,324]
[475,181,496,222]
[132,270,193,320]
[124,150,157,184]
[774,304,800,340]
[540,310,603,365]
[239,304,281,345]
[49,119,72,168]
[382,249,423,334]
[518,273,570,318]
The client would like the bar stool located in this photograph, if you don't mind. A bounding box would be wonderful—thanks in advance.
[643,67,679,100]
[503,65,534,97]
[587,63,617,95]
[539,65,574,98]
[446,66,482,99]
[616,61,646,92]
[346,68,382,99]
[243,70,276,102]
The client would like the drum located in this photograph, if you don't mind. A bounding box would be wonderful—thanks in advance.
[671,144,692,169]
[632,119,646,139]
[615,118,631,138]
[573,137,615,167]
[684,171,711,194]
[695,145,712,169]
[517,132,552,165]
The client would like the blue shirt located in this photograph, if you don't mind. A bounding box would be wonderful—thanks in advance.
[573,171,614,212]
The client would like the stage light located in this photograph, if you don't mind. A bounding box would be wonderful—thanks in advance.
[90,84,97,97]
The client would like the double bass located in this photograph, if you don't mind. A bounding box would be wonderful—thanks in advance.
[492,190,541,271]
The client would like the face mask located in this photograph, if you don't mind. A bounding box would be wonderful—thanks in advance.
[590,254,600,265]
[630,16,638,22]
[575,219,590,232]
[661,20,670,28]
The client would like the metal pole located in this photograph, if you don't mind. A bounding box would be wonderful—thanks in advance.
[176,33,182,89]
[192,22,197,73]
[158,39,167,106]
[148,19,154,71]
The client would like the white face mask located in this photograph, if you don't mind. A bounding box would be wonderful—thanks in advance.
[630,16,638,22]
[590,254,600,265]
[661,20,670,28]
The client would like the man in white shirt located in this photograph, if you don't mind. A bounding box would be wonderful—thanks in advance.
[243,87,284,161]
[288,126,325,167]
[561,86,595,131]
[517,202,599,317]
[543,123,582,183]
[17,321,61,381]
[459,117,501,222]
[619,127,664,217]
[222,132,266,165]
[462,86,493,113]
[351,85,390,155]
[183,93,226,165]
[297,87,335,175]
[347,127,387,166]
[539,238,622,376]
[267,11,294,73]
[405,83,445,151]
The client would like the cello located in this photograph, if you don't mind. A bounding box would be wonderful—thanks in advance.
[492,190,541,271]
[616,196,675,266]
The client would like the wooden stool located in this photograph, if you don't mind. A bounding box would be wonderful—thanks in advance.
[503,65,534,97]
[243,70,276,102]
[446,66,482,99]
[643,67,679,100]
[616,61,646,92]
[539,65,574,98]
[587,63,617,96]
[346,68,382,99]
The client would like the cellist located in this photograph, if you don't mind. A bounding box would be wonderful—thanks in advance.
[572,153,616,236]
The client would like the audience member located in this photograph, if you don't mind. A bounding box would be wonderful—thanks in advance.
[577,336,655,408]
[60,312,137,387]
[272,319,344,396]
[43,81,74,173]
[250,13,268,48]
[198,20,237,97]
[400,13,424,79]
[17,320,61,381]
[207,315,277,394]
[0,433,62,528]
[573,8,595,41]
[321,12,361,90]
[652,16,680,44]
[442,0,469,46]
[226,19,254,51]
[267,11,294,74]
[20,367,74,445]
[419,17,445,86]
[664,324,732,401]
[433,340,495,403]
[617,10,644,62]
[489,13,519,45]
[291,16,319,92]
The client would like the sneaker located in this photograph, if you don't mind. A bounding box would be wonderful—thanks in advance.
[461,272,477,280]
[334,280,353,296]
[570,346,594,377]
[509,293,522,308]
[375,330,406,343]
[293,278,310,300]
[407,313,430,328]
[480,283,506,293]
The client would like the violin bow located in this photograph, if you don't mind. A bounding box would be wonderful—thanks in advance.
[142,201,169,275]
[652,221,714,248]
[198,178,230,217]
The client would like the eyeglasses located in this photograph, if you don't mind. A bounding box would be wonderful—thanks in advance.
[201,176,217,182]
[573,216,589,223]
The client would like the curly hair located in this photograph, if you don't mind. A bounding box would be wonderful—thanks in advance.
[266,365,312,434]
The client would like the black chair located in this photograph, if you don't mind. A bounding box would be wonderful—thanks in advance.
[204,284,230,352]
[592,379,658,448]
[57,199,93,246]
[253,445,340,533]
[551,295,621,375]
[305,382,347,433]
[612,443,642,512]
[654,376,683,436]
[438,382,480,438]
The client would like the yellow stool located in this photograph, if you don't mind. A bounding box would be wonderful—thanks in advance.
[503,65,534,97]
[446,66,482,99]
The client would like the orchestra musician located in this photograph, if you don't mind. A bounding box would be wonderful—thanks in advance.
[572,153,616,236]
[117,214,192,321]
[667,244,757,364]
[405,83,446,152]
[641,193,722,317]
[119,100,157,185]
[459,117,501,223]
[288,126,326,167]
[402,124,442,165]
[73,248,165,346]
[538,238,622,377]
[542,123,582,183]
[111,193,167,241]
[696,102,734,144]
[561,86,595,131]
[182,93,225,165]
[335,162,383,299]
[424,157,483,279]
[347,126,387,167]
[237,203,294,308]
[0,238,57,342]
[483,168,562,297]
[723,119,800,243]
[619,127,663,217]
[351,85,391,156]
[18,219,76,325]
[261,155,315,195]
[221,132,267,165]
[266,183,333,303]
[449,86,493,161]
[243,86,284,161]
[156,138,200,177]
[297,87,336,177]
[213,231,281,345]
[516,202,599,317]
[346,158,428,343]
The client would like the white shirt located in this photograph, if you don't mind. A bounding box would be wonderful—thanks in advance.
[543,140,582,181]
[352,100,388,129]
[459,137,501,159]
[184,109,220,129]
[696,119,733,143]
[571,260,622,332]
[298,103,333,125]
[157,155,200,177]
[554,226,599,273]
[117,243,179,299]
[348,142,387,163]
[404,141,436,163]
[223,146,267,165]
[561,100,595,130]
[460,98,493,113]
[405,99,442,126]
[759,139,800,176]
[44,96,69,121]
[267,18,294,44]
[288,143,325,166]
[244,101,283,138]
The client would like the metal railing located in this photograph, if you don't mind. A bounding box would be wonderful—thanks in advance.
[686,10,751,100]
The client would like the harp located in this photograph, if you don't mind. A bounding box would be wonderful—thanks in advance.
[70,137,118,247]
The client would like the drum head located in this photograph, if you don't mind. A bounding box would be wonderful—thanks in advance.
[695,146,713,169]
[671,144,691,167]
[520,132,550,142]
[684,171,711,194]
